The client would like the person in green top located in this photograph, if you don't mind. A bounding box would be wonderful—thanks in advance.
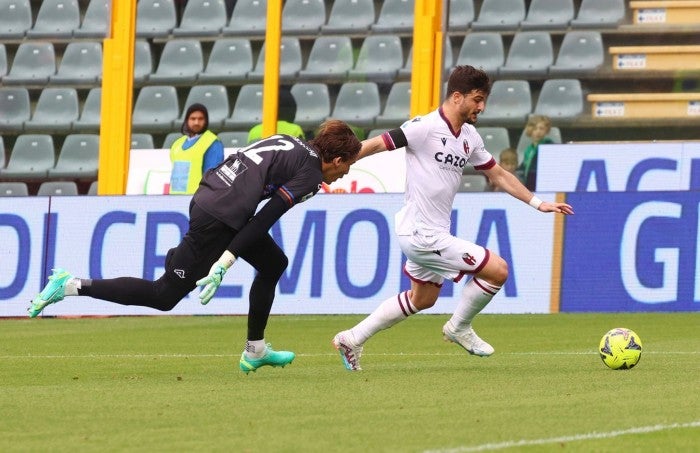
[517,114,553,191]
[247,88,305,144]
[170,103,224,195]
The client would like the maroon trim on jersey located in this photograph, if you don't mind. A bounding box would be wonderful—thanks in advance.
[438,107,460,138]
[397,291,416,316]
[474,157,497,171]
[402,266,443,288]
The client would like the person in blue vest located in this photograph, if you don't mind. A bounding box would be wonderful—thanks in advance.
[170,103,224,194]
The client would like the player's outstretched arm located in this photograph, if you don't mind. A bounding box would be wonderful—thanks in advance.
[358,135,389,160]
[483,164,574,215]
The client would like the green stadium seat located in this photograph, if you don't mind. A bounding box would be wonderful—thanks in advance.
[0,0,32,39]
[48,134,99,179]
[0,87,30,132]
[321,0,375,34]
[223,0,267,36]
[0,134,55,180]
[198,38,253,84]
[26,0,80,39]
[472,0,525,30]
[3,42,56,86]
[50,42,103,85]
[136,0,177,38]
[37,181,79,197]
[24,88,79,133]
[173,0,227,36]
[331,82,381,128]
[74,0,110,38]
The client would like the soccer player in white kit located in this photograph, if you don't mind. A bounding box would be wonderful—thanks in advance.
[332,65,574,371]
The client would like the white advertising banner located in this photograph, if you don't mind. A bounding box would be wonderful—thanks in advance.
[0,193,556,317]
[537,141,700,192]
[126,146,407,195]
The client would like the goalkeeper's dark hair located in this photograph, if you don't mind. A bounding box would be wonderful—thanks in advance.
[309,119,361,164]
[446,65,491,98]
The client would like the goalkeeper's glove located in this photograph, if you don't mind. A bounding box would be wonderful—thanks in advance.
[196,250,236,305]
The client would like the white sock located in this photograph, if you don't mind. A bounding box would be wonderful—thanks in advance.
[449,277,501,328]
[64,278,80,296]
[245,339,266,358]
[351,291,419,345]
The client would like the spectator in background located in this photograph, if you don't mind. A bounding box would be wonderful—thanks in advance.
[517,115,553,191]
[247,88,305,144]
[489,147,518,192]
[170,103,224,195]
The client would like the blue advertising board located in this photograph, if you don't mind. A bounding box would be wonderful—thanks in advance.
[561,191,700,312]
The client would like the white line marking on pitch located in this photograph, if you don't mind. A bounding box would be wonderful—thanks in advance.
[424,421,700,453]
[0,351,697,360]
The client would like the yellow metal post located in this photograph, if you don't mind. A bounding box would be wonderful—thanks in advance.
[97,1,135,195]
[410,0,443,117]
[261,0,283,138]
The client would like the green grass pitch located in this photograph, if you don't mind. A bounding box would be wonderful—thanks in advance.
[1,313,698,452]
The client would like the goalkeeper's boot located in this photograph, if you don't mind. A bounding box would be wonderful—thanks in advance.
[239,344,295,374]
[442,320,494,357]
[332,330,363,371]
[28,268,73,318]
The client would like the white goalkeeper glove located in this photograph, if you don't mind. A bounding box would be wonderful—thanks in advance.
[196,250,236,305]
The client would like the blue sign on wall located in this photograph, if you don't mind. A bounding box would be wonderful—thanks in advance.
[561,191,700,312]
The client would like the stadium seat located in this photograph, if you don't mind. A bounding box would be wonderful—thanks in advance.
[175,85,230,129]
[348,35,404,82]
[472,0,526,30]
[224,84,264,130]
[72,87,102,132]
[321,0,375,34]
[37,181,79,196]
[0,134,55,180]
[198,38,253,83]
[331,82,381,128]
[367,129,388,139]
[549,31,604,75]
[24,88,79,133]
[533,79,584,119]
[0,44,7,80]
[133,40,153,83]
[48,134,99,179]
[223,0,268,36]
[499,31,553,77]
[162,133,181,149]
[454,32,504,74]
[87,180,98,195]
[282,0,325,34]
[26,0,80,39]
[520,0,574,29]
[571,0,625,28]
[375,82,411,128]
[477,127,511,153]
[132,86,180,132]
[400,38,454,79]
[0,182,29,197]
[478,80,532,124]
[0,0,32,39]
[218,131,250,148]
[0,136,4,167]
[130,134,155,149]
[290,83,331,130]
[50,42,103,85]
[136,0,177,38]
[0,87,30,132]
[248,37,302,82]
[149,39,204,84]
[3,42,56,86]
[372,0,415,33]
[458,174,488,192]
[74,0,110,38]
[298,36,354,81]
[449,0,475,31]
[173,0,227,36]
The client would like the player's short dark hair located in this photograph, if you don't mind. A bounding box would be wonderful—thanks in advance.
[309,120,361,164]
[446,65,491,98]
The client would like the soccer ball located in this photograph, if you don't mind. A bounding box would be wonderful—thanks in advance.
[599,327,642,370]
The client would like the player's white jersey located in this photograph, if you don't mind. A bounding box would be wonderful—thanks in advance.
[389,107,495,237]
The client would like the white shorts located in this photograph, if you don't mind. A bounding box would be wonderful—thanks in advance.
[398,231,489,287]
